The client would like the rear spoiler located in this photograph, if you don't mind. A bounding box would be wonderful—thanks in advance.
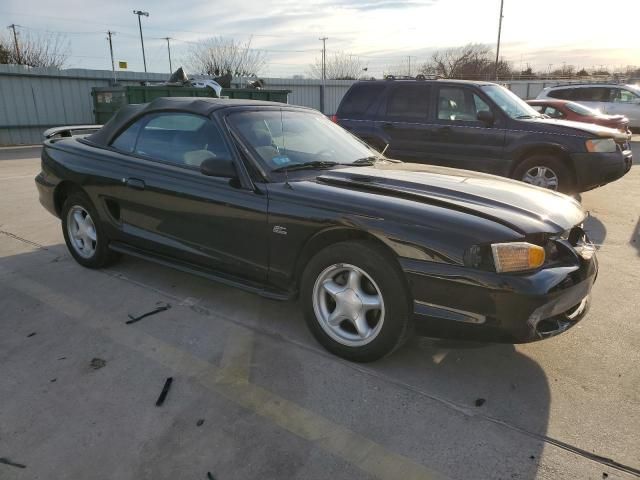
[43,125,103,140]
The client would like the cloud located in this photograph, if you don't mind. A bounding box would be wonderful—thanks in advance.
[325,0,438,10]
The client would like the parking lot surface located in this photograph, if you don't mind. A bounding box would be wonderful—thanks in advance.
[1,145,639,480]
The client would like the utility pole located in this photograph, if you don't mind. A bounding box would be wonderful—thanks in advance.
[319,36,328,114]
[494,0,504,80]
[319,37,328,80]
[408,56,411,77]
[163,37,173,73]
[107,30,116,83]
[133,10,149,72]
[7,24,21,64]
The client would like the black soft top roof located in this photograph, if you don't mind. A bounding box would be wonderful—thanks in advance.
[86,97,310,146]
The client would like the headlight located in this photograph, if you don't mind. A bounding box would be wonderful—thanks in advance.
[491,242,545,273]
[585,138,616,153]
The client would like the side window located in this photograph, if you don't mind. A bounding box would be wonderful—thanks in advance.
[111,119,144,152]
[385,85,430,120]
[574,87,610,102]
[545,106,565,119]
[530,105,544,113]
[437,87,489,122]
[612,88,639,103]
[338,84,386,117]
[548,88,572,100]
[132,113,231,168]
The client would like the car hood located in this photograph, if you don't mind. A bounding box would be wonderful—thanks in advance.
[316,163,586,235]
[530,117,629,141]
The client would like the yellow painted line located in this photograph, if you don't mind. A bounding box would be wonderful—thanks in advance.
[0,270,446,480]
[217,326,254,385]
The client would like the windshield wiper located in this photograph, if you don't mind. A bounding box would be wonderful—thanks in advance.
[272,160,339,172]
[352,156,378,165]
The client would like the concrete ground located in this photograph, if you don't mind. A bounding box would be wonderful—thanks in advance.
[0,145,639,480]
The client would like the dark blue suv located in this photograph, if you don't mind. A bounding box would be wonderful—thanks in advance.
[333,79,632,193]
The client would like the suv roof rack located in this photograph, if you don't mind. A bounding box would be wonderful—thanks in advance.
[549,81,628,88]
[383,74,439,81]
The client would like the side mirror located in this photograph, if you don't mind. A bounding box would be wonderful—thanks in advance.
[477,110,494,125]
[200,157,237,178]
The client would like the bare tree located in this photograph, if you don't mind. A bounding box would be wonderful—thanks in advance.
[0,32,69,68]
[186,37,266,77]
[419,43,512,80]
[309,52,365,80]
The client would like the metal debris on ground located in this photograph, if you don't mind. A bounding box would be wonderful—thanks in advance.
[90,358,106,370]
[0,457,26,469]
[126,302,171,324]
[155,377,173,407]
[196,419,205,427]
[474,398,486,407]
[26,332,36,337]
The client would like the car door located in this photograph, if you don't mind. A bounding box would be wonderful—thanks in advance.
[108,111,269,283]
[605,87,640,125]
[377,83,432,161]
[420,85,506,173]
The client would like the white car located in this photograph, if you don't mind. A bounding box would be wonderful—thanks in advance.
[537,83,640,129]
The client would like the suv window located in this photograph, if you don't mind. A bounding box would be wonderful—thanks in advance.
[437,86,489,122]
[547,88,573,100]
[385,84,430,120]
[111,113,230,168]
[338,84,386,116]
[611,87,639,103]
[573,87,611,102]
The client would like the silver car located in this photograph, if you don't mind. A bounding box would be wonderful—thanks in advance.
[537,83,640,129]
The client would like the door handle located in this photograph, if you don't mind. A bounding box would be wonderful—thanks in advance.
[124,178,145,190]
[382,122,394,130]
[435,126,452,135]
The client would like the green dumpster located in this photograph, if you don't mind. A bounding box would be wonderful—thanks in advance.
[220,88,290,103]
[92,85,217,124]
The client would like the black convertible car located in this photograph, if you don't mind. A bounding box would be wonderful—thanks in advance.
[36,98,598,362]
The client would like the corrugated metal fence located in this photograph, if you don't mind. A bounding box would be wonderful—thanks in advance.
[0,65,166,145]
[1,65,585,145]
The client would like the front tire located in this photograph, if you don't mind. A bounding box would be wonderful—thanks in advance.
[61,191,117,269]
[513,155,574,193]
[301,241,411,362]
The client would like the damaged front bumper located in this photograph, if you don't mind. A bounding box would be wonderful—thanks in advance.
[400,242,598,344]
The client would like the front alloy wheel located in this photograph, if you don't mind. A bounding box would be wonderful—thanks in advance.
[313,263,385,347]
[301,241,411,362]
[522,166,559,190]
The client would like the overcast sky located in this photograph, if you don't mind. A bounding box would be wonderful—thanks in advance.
[2,0,639,77]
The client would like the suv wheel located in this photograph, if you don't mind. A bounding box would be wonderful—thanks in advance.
[301,241,411,362]
[61,192,118,268]
[513,155,573,193]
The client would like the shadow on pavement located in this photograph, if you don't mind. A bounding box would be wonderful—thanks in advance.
[583,213,607,246]
[1,246,551,480]
[0,146,42,161]
[632,217,640,256]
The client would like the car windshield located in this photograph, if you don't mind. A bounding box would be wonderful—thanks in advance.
[481,84,542,119]
[227,109,379,171]
[565,101,599,116]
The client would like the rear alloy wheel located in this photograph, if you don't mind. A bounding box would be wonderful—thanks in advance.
[301,241,411,362]
[61,191,118,269]
[513,155,573,193]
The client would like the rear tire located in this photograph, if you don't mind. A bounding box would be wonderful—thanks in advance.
[61,191,118,269]
[513,155,574,193]
[301,241,412,362]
